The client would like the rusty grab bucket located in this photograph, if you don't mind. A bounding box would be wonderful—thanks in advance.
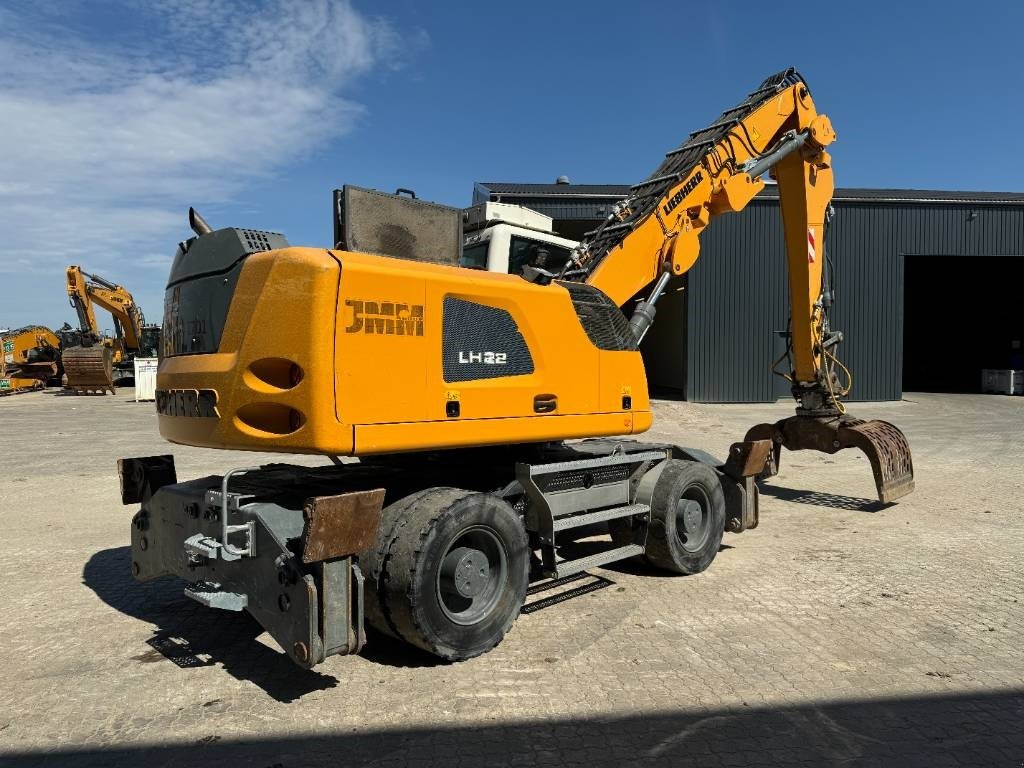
[745,416,914,504]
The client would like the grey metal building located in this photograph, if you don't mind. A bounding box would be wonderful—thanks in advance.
[474,182,1024,402]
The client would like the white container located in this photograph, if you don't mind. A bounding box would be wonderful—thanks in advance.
[981,369,1024,395]
[134,357,159,401]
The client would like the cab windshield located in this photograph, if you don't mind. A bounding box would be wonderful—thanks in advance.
[508,236,571,275]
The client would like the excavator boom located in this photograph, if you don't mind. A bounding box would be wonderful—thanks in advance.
[566,69,912,502]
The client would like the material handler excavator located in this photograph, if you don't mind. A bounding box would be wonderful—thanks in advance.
[121,69,914,669]
[63,266,160,393]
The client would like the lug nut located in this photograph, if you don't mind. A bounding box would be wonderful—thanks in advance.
[131,561,141,577]
[139,536,148,551]
[293,642,309,663]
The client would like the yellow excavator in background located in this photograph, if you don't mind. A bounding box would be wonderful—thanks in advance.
[63,266,160,394]
[122,69,914,669]
[0,326,61,395]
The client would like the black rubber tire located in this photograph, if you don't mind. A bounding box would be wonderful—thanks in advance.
[362,488,528,661]
[642,460,726,575]
[360,488,436,640]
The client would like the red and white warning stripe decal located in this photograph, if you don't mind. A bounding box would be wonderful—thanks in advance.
[807,227,816,263]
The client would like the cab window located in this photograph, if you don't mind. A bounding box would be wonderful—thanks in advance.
[460,241,489,270]
[508,236,571,275]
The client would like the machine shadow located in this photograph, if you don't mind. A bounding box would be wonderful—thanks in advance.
[83,547,453,695]
[46,389,95,397]
[83,547,344,702]
[5,688,1022,767]
[757,483,889,512]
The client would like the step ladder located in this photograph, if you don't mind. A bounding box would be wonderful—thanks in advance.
[516,450,661,579]
[550,503,648,578]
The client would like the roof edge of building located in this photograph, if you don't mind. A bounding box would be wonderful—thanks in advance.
[476,182,1024,206]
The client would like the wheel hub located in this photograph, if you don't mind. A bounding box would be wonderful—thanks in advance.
[680,500,703,533]
[675,492,711,553]
[441,546,490,598]
[436,525,509,626]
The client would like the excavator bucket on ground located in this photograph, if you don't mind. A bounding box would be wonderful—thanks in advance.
[62,345,115,395]
[745,416,915,504]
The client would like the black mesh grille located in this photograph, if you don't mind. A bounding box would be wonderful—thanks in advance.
[558,282,637,351]
[539,465,631,493]
[442,298,534,382]
[240,229,279,253]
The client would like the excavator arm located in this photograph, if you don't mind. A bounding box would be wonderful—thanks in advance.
[66,266,145,352]
[66,266,101,343]
[569,69,913,502]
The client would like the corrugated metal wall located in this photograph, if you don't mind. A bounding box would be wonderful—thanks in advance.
[476,187,1024,403]
[684,200,1024,402]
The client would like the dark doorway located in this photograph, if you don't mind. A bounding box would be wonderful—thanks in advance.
[903,255,1024,392]
[640,275,688,396]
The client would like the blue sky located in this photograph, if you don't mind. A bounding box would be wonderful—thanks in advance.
[0,0,1020,329]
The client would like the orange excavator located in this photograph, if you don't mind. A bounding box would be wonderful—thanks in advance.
[122,69,914,668]
[0,326,61,395]
[63,266,159,393]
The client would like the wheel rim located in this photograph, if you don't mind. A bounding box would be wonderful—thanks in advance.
[436,525,508,626]
[675,486,712,553]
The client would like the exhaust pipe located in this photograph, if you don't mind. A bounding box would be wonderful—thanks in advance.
[189,207,213,236]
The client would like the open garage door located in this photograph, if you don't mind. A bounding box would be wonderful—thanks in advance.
[904,255,1024,392]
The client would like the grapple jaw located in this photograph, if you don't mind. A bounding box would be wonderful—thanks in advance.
[745,415,914,504]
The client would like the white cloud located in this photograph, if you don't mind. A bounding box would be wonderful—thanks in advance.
[0,0,411,329]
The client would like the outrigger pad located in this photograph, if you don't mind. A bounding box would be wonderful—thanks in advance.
[744,416,914,504]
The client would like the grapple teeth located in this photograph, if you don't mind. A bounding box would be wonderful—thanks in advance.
[744,415,914,504]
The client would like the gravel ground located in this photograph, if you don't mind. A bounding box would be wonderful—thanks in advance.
[0,389,1021,767]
